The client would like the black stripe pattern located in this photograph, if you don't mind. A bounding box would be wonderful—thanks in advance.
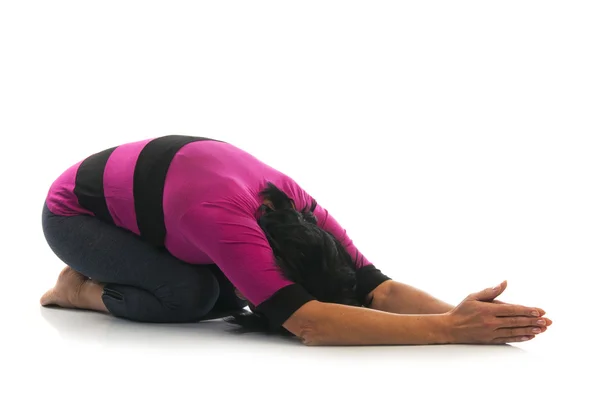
[74,146,117,224]
[133,135,218,247]
[74,135,219,246]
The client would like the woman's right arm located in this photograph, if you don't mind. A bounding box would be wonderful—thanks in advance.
[284,280,550,346]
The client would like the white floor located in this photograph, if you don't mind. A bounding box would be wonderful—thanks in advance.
[2,2,598,397]
[2,294,592,397]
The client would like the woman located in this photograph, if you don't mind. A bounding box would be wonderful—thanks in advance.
[41,135,552,346]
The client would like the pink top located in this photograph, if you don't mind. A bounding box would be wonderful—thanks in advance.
[46,138,371,309]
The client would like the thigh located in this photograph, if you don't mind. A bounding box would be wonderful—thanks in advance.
[42,203,204,292]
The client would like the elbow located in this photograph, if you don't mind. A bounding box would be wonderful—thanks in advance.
[282,300,325,346]
[366,280,394,310]
[296,321,323,346]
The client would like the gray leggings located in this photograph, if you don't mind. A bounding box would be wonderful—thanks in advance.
[41,203,248,323]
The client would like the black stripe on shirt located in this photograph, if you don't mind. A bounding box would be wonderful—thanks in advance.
[133,135,220,247]
[74,146,117,224]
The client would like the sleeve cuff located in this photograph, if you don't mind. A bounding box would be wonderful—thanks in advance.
[255,265,390,326]
[355,264,391,305]
[255,284,316,327]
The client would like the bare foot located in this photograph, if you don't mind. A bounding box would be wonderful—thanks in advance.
[40,266,88,308]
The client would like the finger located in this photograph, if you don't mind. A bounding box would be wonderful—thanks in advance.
[471,280,507,301]
[492,303,543,317]
[496,316,547,328]
[493,335,535,344]
[528,307,546,316]
[538,320,552,333]
[492,301,546,316]
[495,327,544,338]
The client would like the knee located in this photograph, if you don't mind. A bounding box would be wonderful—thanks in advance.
[156,269,220,321]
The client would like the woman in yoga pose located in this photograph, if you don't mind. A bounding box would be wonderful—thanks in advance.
[41,135,552,345]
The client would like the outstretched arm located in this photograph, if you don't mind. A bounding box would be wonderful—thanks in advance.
[367,280,455,314]
[285,280,550,346]
[367,281,550,333]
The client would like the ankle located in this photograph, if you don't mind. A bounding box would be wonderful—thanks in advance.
[67,279,88,308]
[74,280,108,312]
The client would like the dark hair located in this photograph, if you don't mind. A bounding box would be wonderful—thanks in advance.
[224,182,362,335]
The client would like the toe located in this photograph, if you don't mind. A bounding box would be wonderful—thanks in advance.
[40,289,55,306]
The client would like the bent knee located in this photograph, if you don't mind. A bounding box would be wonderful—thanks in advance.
[156,270,220,321]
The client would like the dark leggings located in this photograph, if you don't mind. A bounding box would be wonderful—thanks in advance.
[41,203,247,323]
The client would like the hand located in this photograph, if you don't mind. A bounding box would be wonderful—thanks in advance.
[487,298,552,333]
[445,280,552,344]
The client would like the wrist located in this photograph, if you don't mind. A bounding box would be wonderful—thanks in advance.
[434,313,455,344]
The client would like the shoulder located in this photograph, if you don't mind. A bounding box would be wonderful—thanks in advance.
[274,176,316,212]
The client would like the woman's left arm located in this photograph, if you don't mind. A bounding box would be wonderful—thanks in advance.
[368,280,551,333]
[368,280,455,314]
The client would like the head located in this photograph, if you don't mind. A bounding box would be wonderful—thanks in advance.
[224,182,362,335]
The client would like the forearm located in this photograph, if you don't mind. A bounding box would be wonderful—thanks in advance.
[284,300,450,346]
[371,280,454,315]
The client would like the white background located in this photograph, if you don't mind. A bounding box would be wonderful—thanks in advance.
[1,1,598,397]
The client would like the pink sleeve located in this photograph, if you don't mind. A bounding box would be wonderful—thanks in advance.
[179,203,315,326]
[312,203,371,268]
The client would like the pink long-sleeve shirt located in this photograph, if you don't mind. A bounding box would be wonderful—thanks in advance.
[45,136,388,325]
